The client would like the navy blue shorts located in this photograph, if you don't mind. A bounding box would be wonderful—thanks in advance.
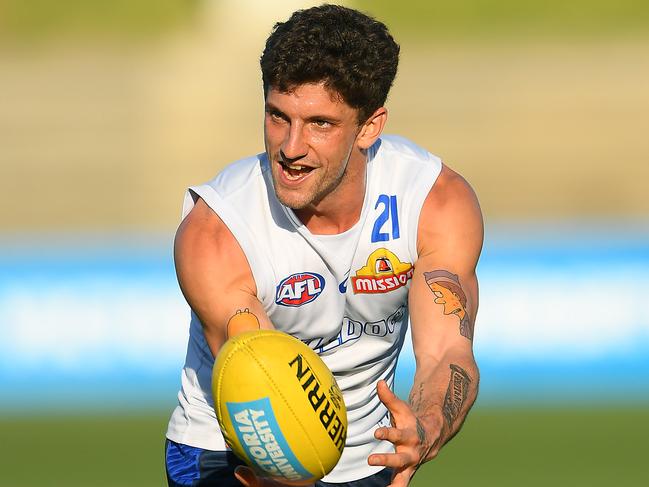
[165,439,392,486]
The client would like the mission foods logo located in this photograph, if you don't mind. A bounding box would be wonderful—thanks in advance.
[351,248,413,294]
[276,272,325,307]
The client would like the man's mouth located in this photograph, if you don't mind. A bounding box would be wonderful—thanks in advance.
[279,160,315,181]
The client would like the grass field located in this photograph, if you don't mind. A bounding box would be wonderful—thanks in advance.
[0,0,199,42]
[3,0,648,42]
[1,407,646,486]
[356,0,649,40]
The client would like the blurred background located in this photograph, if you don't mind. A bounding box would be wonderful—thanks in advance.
[1,0,647,485]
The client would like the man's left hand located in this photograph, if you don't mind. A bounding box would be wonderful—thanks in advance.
[367,380,441,487]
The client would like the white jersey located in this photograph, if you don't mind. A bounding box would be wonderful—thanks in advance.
[166,135,442,482]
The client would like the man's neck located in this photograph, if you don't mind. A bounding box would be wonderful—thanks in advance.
[295,198,363,235]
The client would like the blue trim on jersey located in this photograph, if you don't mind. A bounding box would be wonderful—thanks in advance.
[166,440,202,485]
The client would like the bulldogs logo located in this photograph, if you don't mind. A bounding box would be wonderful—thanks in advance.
[276,272,325,307]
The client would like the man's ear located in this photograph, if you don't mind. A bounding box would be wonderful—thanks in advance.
[356,107,388,150]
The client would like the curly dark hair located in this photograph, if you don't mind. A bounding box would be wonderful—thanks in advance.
[260,4,400,123]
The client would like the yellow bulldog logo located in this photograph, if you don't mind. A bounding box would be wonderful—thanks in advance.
[351,248,413,294]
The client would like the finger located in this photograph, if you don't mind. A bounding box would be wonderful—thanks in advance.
[234,466,259,487]
[388,467,417,487]
[368,451,415,469]
[374,426,405,444]
[376,380,409,415]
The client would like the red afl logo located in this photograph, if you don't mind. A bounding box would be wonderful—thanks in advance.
[275,272,325,307]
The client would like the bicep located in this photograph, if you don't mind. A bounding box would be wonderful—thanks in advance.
[409,262,478,363]
[174,198,273,355]
[409,167,483,363]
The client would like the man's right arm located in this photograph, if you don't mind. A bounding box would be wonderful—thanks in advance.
[176,197,306,487]
[174,197,273,355]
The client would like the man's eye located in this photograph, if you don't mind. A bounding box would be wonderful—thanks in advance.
[313,120,331,128]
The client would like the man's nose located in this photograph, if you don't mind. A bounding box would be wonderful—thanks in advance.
[280,124,308,161]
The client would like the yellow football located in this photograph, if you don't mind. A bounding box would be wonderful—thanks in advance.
[212,329,347,485]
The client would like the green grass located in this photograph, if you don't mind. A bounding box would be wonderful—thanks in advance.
[412,406,649,486]
[0,0,199,43]
[1,407,647,486]
[0,413,169,486]
[355,0,649,40]
[3,1,649,44]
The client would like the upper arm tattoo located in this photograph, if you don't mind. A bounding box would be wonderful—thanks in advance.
[424,270,473,340]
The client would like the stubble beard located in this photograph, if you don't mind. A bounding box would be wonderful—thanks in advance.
[271,154,350,211]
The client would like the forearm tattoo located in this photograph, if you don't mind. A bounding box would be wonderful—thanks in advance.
[442,364,471,428]
[415,417,427,445]
[424,270,473,340]
[409,382,424,410]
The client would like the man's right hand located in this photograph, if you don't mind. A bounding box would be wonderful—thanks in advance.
[234,466,314,487]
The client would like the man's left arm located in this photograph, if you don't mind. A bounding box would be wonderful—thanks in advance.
[368,165,483,486]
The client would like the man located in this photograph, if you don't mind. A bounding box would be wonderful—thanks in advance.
[165,4,482,487]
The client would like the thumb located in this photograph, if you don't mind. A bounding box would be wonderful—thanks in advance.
[376,380,402,411]
[234,466,259,487]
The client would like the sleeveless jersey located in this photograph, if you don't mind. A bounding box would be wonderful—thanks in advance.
[166,135,442,482]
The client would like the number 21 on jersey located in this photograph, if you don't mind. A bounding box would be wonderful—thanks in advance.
[371,194,400,242]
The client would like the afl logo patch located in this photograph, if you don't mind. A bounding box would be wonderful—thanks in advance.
[276,272,325,307]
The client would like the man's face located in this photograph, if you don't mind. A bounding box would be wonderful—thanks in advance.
[264,82,363,210]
